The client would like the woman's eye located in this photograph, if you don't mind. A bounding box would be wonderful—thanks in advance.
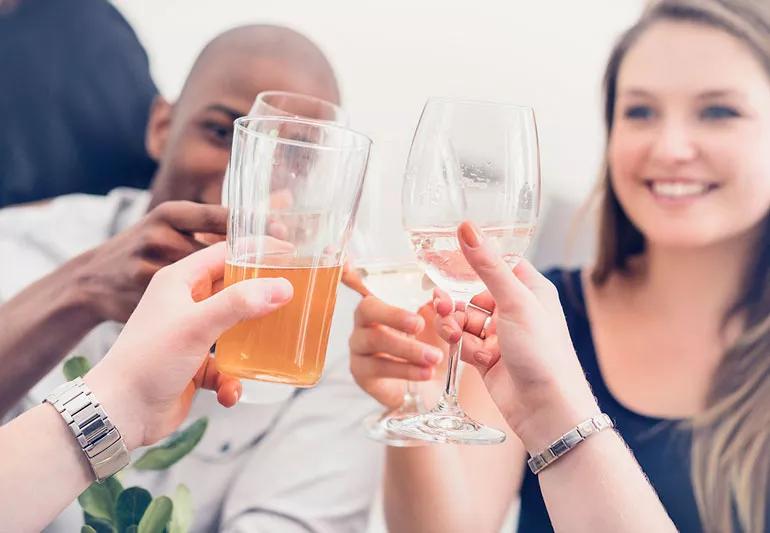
[700,105,740,120]
[623,105,655,120]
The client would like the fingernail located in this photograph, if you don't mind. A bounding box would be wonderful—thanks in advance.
[423,348,442,365]
[233,388,241,403]
[441,323,456,339]
[458,221,483,249]
[419,367,433,380]
[269,278,293,303]
[408,314,423,333]
[474,350,493,366]
[433,297,440,311]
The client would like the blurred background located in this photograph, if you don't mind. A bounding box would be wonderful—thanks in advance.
[113,0,645,268]
[110,2,645,529]
[0,1,650,531]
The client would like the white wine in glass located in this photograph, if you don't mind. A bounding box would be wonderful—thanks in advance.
[393,97,540,445]
[348,140,435,447]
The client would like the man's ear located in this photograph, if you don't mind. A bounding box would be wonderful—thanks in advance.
[145,95,173,161]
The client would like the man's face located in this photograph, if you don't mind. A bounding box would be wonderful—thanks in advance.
[146,55,338,208]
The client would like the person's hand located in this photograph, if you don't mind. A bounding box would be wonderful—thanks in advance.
[348,294,445,410]
[84,242,293,450]
[74,201,228,323]
[433,221,599,453]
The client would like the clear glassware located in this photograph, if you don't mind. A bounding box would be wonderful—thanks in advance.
[392,97,541,445]
[252,90,348,125]
[225,93,349,404]
[348,140,434,447]
[215,116,371,390]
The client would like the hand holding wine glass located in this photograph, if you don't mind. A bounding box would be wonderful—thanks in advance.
[395,97,540,445]
[432,222,600,453]
[346,140,440,446]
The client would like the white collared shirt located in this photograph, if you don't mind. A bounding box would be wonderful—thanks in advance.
[0,189,382,532]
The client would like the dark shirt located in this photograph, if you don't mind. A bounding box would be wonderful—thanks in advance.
[517,269,702,532]
[0,0,157,207]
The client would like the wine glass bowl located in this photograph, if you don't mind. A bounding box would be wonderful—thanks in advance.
[393,97,540,445]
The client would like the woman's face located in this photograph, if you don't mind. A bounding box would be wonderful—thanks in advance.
[608,21,770,250]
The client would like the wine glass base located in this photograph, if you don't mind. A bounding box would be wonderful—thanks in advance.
[364,411,431,447]
[389,412,507,445]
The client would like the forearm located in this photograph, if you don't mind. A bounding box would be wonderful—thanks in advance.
[0,365,142,531]
[384,371,522,533]
[0,254,101,416]
[384,446,476,533]
[539,429,676,533]
[0,402,94,531]
[513,387,675,532]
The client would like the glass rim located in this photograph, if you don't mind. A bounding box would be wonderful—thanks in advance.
[256,90,346,114]
[425,96,535,113]
[233,115,371,152]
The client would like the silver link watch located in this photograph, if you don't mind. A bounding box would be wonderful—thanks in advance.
[44,377,130,482]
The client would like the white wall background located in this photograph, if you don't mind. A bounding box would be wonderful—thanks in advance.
[112,0,644,207]
[109,2,645,530]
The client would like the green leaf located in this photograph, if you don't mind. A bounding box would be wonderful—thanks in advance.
[168,485,193,533]
[83,513,114,533]
[79,483,115,523]
[104,476,124,506]
[133,418,208,471]
[78,476,123,526]
[125,527,138,533]
[138,496,173,533]
[115,487,152,532]
[63,356,92,380]
[81,526,98,533]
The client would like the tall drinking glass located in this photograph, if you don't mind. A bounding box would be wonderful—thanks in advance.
[215,116,371,386]
[347,140,433,446]
[393,98,540,445]
[223,93,349,403]
[252,90,349,125]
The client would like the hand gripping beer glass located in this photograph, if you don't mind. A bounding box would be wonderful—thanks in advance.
[215,116,371,387]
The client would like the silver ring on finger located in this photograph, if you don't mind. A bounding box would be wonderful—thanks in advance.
[466,302,493,316]
[479,315,493,340]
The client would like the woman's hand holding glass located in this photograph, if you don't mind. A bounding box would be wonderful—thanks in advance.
[84,242,293,451]
[349,297,445,411]
[433,222,599,453]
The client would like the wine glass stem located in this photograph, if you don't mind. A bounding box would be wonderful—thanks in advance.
[402,381,419,408]
[440,335,463,411]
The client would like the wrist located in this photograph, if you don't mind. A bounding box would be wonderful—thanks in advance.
[84,365,144,452]
[67,250,107,324]
[508,382,600,455]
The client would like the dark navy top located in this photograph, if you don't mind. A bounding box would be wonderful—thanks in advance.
[0,0,157,207]
[517,269,701,532]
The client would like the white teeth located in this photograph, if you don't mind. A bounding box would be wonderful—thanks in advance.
[651,181,709,198]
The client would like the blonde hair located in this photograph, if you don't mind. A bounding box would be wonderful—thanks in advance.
[593,1,770,531]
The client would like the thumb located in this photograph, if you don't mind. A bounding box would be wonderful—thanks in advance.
[456,221,533,317]
[194,277,293,334]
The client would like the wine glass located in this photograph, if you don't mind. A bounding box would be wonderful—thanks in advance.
[347,140,434,447]
[392,97,540,445]
[252,90,349,125]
